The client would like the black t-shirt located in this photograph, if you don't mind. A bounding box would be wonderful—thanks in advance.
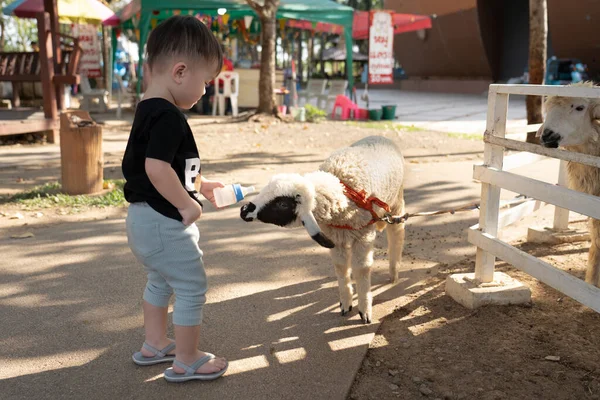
[122,98,202,221]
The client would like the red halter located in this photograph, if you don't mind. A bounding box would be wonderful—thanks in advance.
[328,181,391,230]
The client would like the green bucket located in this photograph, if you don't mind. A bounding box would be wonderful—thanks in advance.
[381,105,397,120]
[369,109,382,121]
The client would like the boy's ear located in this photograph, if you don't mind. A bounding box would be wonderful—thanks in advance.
[172,62,187,84]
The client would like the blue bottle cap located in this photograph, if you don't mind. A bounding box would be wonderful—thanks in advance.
[233,184,244,202]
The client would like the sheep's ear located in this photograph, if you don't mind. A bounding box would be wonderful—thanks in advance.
[311,232,336,249]
[592,103,600,119]
[591,104,600,141]
[592,120,600,141]
[301,211,335,249]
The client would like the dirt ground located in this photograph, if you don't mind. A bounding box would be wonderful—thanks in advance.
[0,117,484,198]
[349,236,600,400]
[2,117,599,400]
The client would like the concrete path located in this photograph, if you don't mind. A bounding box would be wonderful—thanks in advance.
[365,89,528,134]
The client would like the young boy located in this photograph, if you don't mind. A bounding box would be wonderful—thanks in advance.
[122,15,227,382]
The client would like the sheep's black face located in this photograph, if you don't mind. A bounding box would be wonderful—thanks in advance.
[240,202,257,221]
[256,196,299,227]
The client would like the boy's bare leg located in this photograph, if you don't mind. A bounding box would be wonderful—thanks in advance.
[173,324,227,374]
[140,301,175,356]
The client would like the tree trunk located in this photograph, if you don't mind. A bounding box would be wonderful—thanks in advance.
[60,111,103,194]
[257,14,277,114]
[247,0,279,115]
[0,19,5,51]
[526,0,547,143]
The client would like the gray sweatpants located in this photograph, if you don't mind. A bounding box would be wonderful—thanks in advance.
[126,202,207,326]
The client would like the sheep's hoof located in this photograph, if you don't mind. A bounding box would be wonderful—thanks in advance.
[340,302,352,316]
[358,311,372,324]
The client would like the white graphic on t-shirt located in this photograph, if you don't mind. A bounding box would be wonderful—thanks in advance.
[184,158,200,191]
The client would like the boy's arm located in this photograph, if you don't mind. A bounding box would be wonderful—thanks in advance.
[198,175,225,208]
[146,158,201,224]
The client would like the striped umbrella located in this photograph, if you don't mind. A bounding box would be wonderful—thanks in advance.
[3,0,119,26]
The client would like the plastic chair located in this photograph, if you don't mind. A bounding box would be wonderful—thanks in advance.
[79,76,109,113]
[212,71,239,117]
[331,95,359,121]
[298,79,327,107]
[318,80,348,112]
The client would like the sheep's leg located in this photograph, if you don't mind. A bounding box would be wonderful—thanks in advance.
[331,245,353,316]
[353,243,374,324]
[387,191,406,283]
[386,223,405,283]
[586,219,600,287]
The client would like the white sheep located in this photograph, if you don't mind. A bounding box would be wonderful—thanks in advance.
[538,81,600,286]
[240,136,406,323]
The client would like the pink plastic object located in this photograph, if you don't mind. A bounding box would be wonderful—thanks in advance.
[331,95,359,121]
[354,108,369,121]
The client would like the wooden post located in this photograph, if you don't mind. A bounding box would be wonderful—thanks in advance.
[289,29,296,70]
[11,82,21,108]
[59,110,103,195]
[474,88,508,283]
[320,34,325,74]
[43,0,63,110]
[37,12,58,143]
[297,30,303,83]
[308,31,314,79]
[102,25,111,100]
[553,160,570,230]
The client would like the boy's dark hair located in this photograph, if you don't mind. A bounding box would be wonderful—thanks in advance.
[146,15,223,74]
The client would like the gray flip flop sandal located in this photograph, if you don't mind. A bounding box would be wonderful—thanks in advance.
[163,353,228,382]
[132,342,176,366]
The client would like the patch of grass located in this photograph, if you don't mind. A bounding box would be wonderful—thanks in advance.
[304,104,327,123]
[0,179,126,210]
[344,121,423,132]
[446,132,483,141]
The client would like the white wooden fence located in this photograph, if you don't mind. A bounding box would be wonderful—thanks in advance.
[472,83,600,313]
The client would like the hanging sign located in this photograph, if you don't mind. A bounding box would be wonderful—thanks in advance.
[368,10,394,85]
[74,24,102,78]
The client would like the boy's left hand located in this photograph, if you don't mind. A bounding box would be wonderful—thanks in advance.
[199,178,225,208]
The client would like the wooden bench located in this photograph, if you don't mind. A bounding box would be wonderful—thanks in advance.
[0,35,81,108]
[0,18,81,142]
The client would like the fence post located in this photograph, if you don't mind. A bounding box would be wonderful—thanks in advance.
[552,160,570,230]
[474,87,508,283]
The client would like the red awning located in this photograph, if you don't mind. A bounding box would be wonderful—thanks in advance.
[353,11,432,39]
[286,11,431,39]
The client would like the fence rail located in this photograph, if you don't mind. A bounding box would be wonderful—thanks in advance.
[470,84,600,311]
